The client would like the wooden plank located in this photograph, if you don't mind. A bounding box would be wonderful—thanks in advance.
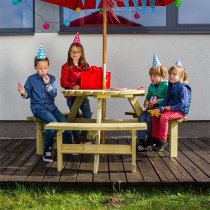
[170,142,210,182]
[180,138,210,164]
[200,138,210,146]
[60,154,82,183]
[76,154,93,183]
[93,155,110,183]
[60,144,131,154]
[107,139,127,183]
[121,139,144,183]
[136,152,160,183]
[193,138,210,152]
[178,140,210,177]
[45,122,147,131]
[159,150,194,183]
[0,139,34,182]
[127,96,143,117]
[0,139,26,166]
[146,150,178,183]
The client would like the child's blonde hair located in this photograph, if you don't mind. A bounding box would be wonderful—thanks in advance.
[149,65,167,79]
[168,66,188,83]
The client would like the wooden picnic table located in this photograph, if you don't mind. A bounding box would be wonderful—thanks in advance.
[62,89,146,173]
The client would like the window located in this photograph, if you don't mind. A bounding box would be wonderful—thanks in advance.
[60,0,210,34]
[178,0,210,24]
[0,0,34,35]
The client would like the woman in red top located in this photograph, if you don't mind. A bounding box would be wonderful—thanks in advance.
[60,33,91,143]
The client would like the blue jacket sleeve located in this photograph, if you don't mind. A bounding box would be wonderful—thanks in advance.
[170,86,189,111]
[46,76,57,98]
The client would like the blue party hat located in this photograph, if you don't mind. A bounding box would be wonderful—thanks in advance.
[37,45,46,59]
[152,54,161,67]
[175,59,182,67]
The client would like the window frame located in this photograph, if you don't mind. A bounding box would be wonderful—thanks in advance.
[59,3,210,34]
[0,0,35,36]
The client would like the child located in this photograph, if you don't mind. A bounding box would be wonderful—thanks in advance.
[137,54,168,152]
[18,45,73,163]
[60,32,91,144]
[152,59,192,152]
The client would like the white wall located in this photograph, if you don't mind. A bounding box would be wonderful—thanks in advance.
[0,33,210,120]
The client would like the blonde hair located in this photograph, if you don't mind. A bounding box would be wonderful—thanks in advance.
[168,66,188,83]
[149,65,167,79]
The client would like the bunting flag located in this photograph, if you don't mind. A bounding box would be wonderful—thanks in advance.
[141,0,147,15]
[149,0,156,14]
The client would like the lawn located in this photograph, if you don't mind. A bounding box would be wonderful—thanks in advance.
[0,184,209,209]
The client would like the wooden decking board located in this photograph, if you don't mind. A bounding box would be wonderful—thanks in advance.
[199,138,210,146]
[180,138,210,164]
[172,143,210,182]
[159,150,194,183]
[147,151,178,183]
[107,139,127,183]
[137,152,161,183]
[0,140,34,182]
[93,155,110,183]
[59,155,81,183]
[76,154,93,183]
[0,138,209,185]
[178,140,210,177]
[0,139,24,162]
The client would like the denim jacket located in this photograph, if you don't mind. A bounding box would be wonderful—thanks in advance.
[159,82,192,115]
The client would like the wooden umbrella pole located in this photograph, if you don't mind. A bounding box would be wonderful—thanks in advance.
[102,0,107,144]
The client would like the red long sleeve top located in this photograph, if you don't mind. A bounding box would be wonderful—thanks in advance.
[60,63,89,89]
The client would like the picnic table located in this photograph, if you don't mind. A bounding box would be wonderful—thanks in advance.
[61,89,146,173]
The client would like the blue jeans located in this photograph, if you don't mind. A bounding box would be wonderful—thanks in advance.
[66,97,91,139]
[138,110,152,142]
[32,108,73,150]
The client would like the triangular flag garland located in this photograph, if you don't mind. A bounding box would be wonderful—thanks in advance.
[12,0,181,29]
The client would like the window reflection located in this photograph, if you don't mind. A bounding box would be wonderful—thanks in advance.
[0,0,33,29]
[178,0,210,24]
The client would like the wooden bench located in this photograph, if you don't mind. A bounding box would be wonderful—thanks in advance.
[27,115,138,155]
[125,111,187,157]
[45,122,147,173]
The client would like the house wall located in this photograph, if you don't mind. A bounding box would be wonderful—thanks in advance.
[0,0,210,121]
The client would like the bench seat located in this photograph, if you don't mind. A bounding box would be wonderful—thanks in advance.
[45,122,147,173]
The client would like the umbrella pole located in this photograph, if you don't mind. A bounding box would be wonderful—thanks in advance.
[102,0,107,144]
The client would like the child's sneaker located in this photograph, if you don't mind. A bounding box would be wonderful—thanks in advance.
[153,140,167,152]
[136,140,147,152]
[43,147,53,163]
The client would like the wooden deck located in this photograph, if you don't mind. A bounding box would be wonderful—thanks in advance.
[0,138,209,186]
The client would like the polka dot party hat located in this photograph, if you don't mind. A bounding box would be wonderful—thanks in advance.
[36,45,46,59]
[73,32,81,44]
[175,59,182,67]
[152,54,161,67]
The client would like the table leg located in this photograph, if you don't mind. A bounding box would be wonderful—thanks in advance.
[67,96,85,121]
[93,98,102,174]
[128,96,143,118]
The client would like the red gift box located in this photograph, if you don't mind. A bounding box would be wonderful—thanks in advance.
[81,66,111,89]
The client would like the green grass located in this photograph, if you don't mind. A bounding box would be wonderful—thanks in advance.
[0,184,209,210]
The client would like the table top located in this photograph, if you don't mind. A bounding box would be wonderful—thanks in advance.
[62,89,146,98]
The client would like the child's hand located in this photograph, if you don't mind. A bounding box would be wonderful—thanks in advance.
[149,100,157,107]
[144,100,149,108]
[17,82,26,96]
[164,106,170,111]
[42,74,50,85]
[73,85,80,90]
